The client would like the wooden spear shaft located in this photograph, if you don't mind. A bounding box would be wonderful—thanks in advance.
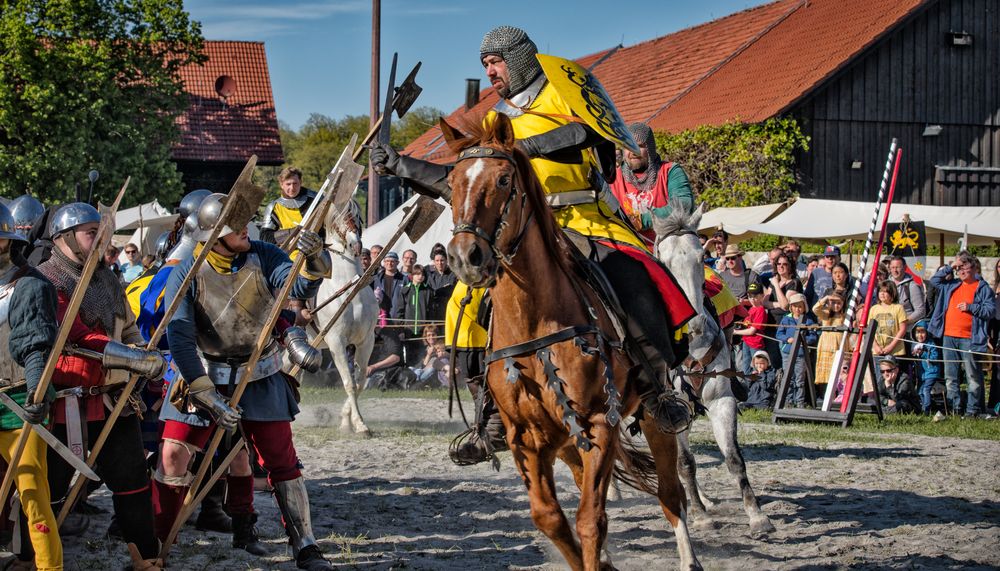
[0,178,129,503]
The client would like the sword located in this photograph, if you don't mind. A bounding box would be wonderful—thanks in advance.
[0,392,100,481]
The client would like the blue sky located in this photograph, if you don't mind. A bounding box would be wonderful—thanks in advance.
[186,0,773,130]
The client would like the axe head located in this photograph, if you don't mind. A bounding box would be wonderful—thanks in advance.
[332,134,365,209]
[221,155,265,232]
[402,196,444,242]
[393,61,423,119]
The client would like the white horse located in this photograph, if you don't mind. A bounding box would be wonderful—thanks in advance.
[654,202,775,536]
[312,200,379,436]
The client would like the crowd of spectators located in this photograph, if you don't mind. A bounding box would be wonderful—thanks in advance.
[701,235,998,417]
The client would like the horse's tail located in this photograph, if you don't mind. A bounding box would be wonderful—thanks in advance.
[613,427,659,496]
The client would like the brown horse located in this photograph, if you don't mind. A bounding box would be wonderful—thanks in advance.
[443,114,701,571]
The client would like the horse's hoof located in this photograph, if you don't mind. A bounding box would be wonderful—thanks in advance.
[690,516,717,530]
[355,427,372,438]
[749,517,775,537]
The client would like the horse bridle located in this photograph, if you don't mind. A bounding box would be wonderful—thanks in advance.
[451,145,532,266]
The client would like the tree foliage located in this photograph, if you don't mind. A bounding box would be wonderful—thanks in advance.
[655,118,809,208]
[273,106,444,200]
[0,0,204,207]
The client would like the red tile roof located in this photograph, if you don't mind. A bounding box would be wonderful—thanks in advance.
[403,0,926,163]
[173,41,284,165]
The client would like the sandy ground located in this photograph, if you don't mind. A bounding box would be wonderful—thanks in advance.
[31,396,1000,570]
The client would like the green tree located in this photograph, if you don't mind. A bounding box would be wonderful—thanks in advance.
[655,118,809,208]
[0,0,204,207]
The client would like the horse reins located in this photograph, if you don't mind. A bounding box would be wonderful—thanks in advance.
[452,146,533,266]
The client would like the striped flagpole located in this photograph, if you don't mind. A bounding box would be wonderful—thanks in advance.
[821,139,898,410]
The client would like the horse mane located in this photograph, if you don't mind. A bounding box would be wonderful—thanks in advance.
[451,115,576,278]
[651,199,704,239]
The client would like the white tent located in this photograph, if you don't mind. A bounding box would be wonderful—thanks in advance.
[112,200,178,256]
[364,195,452,262]
[698,201,789,236]
[739,198,1000,245]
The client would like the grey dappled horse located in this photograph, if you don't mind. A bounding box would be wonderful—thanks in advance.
[312,200,378,435]
[653,202,775,536]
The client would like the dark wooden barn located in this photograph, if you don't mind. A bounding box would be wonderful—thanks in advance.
[403,0,999,208]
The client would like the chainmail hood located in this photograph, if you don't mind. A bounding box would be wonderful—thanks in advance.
[621,122,664,193]
[480,26,543,98]
[38,247,126,333]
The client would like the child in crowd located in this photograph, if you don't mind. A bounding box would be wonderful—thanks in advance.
[813,291,847,394]
[393,264,432,367]
[869,280,908,358]
[777,292,819,406]
[739,351,778,410]
[878,355,920,414]
[412,343,450,388]
[909,319,943,413]
[733,282,769,375]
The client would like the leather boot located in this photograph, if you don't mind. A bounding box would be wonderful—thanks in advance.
[195,479,232,533]
[272,478,332,570]
[127,543,163,571]
[231,513,268,556]
[449,382,507,466]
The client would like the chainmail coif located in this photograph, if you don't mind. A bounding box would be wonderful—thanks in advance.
[38,247,126,333]
[480,26,543,98]
[621,122,664,193]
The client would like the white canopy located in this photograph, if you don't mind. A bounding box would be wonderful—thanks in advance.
[737,198,1000,245]
[364,195,453,262]
[698,201,789,236]
[115,200,176,231]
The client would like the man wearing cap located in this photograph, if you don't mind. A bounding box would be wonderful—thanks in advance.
[0,202,63,571]
[159,192,331,569]
[259,167,317,246]
[805,245,841,306]
[720,244,758,300]
[368,25,697,462]
[375,251,405,325]
[609,122,694,243]
[34,202,169,569]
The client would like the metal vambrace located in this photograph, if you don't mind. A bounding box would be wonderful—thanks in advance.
[516,122,607,163]
[393,155,453,203]
[102,341,168,379]
[187,375,241,431]
[284,326,321,373]
[273,477,319,554]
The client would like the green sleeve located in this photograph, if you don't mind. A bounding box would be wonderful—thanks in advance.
[9,272,58,393]
[666,164,694,214]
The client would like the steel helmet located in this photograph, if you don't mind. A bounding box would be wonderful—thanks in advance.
[50,202,101,237]
[8,194,45,237]
[177,189,212,219]
[0,203,28,243]
[154,231,172,259]
[193,193,233,242]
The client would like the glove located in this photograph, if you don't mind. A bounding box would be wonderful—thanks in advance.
[187,376,241,431]
[103,341,168,379]
[284,326,321,373]
[368,141,400,176]
[296,230,331,277]
[22,389,50,425]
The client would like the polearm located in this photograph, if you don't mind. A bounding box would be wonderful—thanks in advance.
[839,147,903,413]
[286,205,421,379]
[57,157,263,524]
[0,178,129,503]
[821,140,898,410]
[158,168,345,562]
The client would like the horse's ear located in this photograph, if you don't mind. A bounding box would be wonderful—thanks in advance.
[439,118,467,153]
[490,113,516,150]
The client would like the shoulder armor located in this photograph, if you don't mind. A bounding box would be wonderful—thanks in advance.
[260,201,278,230]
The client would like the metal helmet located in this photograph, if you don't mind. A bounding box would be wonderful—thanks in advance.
[154,231,172,259]
[50,202,101,237]
[177,189,212,219]
[193,193,233,242]
[0,203,28,243]
[8,194,45,237]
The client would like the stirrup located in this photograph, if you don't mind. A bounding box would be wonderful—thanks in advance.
[448,429,502,470]
[643,389,695,434]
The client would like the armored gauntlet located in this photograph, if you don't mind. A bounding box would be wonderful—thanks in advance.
[284,326,321,373]
[102,341,168,379]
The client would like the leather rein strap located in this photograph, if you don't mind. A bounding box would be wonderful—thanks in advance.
[485,325,598,365]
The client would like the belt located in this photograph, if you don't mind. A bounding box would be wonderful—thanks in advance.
[201,341,283,386]
[545,189,597,207]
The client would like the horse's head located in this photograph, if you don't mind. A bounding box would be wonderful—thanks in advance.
[653,202,723,366]
[324,199,364,258]
[441,114,532,287]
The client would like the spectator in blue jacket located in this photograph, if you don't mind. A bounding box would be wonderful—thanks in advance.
[777,292,819,406]
[909,319,942,413]
[927,252,996,416]
[739,351,778,410]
